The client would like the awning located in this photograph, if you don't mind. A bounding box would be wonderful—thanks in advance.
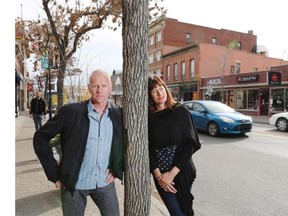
[15,69,24,82]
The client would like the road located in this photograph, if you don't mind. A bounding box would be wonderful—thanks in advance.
[192,123,288,216]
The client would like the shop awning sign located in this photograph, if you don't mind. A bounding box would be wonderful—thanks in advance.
[268,71,281,85]
[236,74,258,83]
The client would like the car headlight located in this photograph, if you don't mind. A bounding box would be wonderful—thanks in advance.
[219,116,235,123]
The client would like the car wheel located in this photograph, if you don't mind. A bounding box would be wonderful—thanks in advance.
[208,122,219,136]
[276,118,288,131]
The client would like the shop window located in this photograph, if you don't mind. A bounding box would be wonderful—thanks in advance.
[236,89,258,110]
[271,88,285,111]
[247,89,259,110]
[236,90,246,109]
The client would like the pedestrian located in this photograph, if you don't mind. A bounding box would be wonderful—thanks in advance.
[148,76,201,216]
[29,90,46,130]
[33,69,125,216]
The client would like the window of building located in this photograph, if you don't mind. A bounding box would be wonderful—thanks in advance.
[189,59,195,78]
[166,65,170,82]
[148,53,153,64]
[237,42,242,50]
[186,33,191,44]
[174,63,178,81]
[230,66,235,74]
[271,88,285,111]
[181,61,185,80]
[254,66,258,72]
[156,31,161,42]
[155,68,161,77]
[236,89,259,110]
[155,50,161,62]
[235,62,241,74]
[212,37,217,44]
[149,35,154,46]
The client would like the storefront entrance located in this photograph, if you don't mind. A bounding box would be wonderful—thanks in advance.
[259,88,269,115]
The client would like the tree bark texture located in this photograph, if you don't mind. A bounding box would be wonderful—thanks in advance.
[122,0,150,215]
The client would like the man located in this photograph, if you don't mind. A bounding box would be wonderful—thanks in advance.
[29,90,46,130]
[33,69,124,216]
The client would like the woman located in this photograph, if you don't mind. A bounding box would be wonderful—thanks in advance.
[148,76,201,216]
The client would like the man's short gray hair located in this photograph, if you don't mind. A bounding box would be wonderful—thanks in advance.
[88,69,112,86]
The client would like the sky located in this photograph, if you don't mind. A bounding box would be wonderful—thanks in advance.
[14,0,288,77]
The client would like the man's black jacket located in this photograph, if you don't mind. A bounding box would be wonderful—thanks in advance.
[33,100,124,193]
[29,97,46,115]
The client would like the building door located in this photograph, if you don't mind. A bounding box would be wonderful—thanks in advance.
[228,90,235,108]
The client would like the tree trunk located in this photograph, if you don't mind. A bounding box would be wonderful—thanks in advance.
[122,0,150,215]
[57,59,66,108]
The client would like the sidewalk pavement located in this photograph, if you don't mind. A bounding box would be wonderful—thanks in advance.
[15,112,169,216]
[251,115,269,124]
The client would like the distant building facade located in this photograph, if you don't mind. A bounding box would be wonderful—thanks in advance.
[148,16,288,116]
[111,70,123,105]
[15,22,31,117]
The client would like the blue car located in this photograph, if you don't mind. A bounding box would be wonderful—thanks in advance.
[182,100,253,136]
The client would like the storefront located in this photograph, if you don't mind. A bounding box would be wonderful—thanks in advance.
[200,67,288,116]
[167,82,199,102]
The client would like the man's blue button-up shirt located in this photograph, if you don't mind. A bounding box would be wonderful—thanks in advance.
[75,100,113,189]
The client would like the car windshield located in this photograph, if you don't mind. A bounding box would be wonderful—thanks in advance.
[201,101,235,113]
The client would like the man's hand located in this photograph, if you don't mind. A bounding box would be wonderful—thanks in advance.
[55,180,65,189]
[105,170,116,183]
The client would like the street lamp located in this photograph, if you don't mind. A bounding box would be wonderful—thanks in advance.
[41,52,53,119]
[48,65,52,119]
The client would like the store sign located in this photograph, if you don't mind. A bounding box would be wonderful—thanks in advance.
[236,74,258,83]
[207,78,222,86]
[268,71,281,85]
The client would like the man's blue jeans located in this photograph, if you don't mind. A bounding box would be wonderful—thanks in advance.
[32,114,43,130]
[61,182,120,216]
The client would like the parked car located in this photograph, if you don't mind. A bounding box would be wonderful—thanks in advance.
[269,112,288,131]
[182,100,253,136]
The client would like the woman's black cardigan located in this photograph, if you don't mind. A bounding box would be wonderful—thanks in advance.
[148,105,201,216]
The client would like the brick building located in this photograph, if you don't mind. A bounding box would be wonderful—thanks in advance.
[148,16,257,77]
[162,43,287,102]
[148,16,288,116]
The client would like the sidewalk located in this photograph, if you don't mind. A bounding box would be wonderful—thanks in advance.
[251,115,269,124]
[15,113,169,216]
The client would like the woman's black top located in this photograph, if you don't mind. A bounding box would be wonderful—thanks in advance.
[148,105,201,216]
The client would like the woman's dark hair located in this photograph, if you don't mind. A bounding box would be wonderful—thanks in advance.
[148,76,177,112]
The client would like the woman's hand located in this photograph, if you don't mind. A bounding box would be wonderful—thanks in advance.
[158,172,177,193]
